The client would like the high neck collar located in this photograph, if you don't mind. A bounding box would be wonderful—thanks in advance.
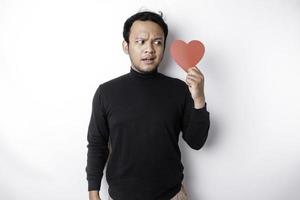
[129,66,159,79]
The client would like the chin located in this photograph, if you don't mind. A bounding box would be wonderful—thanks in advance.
[141,65,158,72]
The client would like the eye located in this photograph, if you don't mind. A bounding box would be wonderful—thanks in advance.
[154,40,162,45]
[136,40,144,44]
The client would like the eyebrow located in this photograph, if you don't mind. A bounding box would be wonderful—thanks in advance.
[153,37,163,41]
[135,36,164,40]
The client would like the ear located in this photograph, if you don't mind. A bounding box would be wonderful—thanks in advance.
[122,40,129,54]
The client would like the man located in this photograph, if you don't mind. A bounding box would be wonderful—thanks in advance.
[86,10,210,200]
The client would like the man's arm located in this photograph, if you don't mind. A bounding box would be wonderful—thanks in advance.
[181,87,210,150]
[181,66,210,150]
[86,85,110,199]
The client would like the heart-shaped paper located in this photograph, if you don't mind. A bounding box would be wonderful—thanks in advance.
[170,40,205,72]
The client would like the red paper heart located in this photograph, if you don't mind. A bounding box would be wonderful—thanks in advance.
[170,40,205,72]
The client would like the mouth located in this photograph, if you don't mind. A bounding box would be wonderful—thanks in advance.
[141,57,156,64]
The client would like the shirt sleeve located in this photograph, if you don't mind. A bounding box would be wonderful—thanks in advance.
[85,85,110,191]
[180,85,210,150]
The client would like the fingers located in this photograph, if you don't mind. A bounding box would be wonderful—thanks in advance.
[187,70,203,81]
[186,74,198,81]
[186,66,205,88]
[186,76,197,87]
[187,66,203,77]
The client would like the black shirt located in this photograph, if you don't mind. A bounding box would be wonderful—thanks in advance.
[86,66,210,200]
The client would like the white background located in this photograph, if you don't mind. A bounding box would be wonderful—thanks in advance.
[1,0,300,199]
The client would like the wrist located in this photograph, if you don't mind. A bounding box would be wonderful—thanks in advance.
[89,191,100,198]
[193,97,205,109]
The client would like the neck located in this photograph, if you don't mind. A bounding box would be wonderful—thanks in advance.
[130,66,158,79]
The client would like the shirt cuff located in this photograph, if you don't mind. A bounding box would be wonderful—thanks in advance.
[194,102,207,111]
[88,179,101,191]
[191,102,209,120]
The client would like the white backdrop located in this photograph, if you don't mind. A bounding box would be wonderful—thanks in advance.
[1,0,300,199]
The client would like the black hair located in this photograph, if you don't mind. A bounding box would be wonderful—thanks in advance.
[123,11,168,48]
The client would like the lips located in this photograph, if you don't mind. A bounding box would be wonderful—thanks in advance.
[141,57,155,61]
[141,57,156,64]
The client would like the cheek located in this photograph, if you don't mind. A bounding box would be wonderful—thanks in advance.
[157,48,164,58]
[129,48,141,58]
[159,46,165,53]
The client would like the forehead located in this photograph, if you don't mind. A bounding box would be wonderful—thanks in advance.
[130,20,164,38]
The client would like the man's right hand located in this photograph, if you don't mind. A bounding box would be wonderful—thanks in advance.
[89,190,101,200]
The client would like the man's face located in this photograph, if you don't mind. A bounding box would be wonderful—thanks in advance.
[123,20,165,73]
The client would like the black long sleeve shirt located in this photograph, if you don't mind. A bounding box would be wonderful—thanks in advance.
[85,66,210,200]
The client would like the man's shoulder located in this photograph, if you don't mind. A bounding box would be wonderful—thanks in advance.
[98,72,130,90]
[159,73,187,88]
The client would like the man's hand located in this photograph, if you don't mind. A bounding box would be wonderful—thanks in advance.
[89,190,101,200]
[186,66,206,109]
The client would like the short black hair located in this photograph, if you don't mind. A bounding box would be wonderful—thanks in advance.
[123,11,168,47]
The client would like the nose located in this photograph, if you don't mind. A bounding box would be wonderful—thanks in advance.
[144,42,154,54]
